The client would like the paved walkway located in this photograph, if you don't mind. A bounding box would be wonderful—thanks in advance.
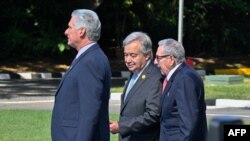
[1,79,250,108]
[1,95,250,122]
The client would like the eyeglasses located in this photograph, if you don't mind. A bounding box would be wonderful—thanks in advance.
[155,55,171,62]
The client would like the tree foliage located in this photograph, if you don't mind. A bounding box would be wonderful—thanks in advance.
[0,0,249,60]
[184,0,250,56]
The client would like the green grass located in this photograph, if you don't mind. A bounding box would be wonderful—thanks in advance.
[0,109,51,141]
[0,110,249,141]
[0,109,119,141]
[205,78,250,100]
[110,87,124,93]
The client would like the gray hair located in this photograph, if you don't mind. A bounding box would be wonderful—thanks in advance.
[123,32,153,59]
[158,39,186,63]
[71,9,101,41]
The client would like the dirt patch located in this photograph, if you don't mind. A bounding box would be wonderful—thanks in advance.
[192,56,250,70]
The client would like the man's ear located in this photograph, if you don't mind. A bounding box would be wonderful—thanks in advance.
[79,28,86,37]
[170,56,176,66]
[145,53,151,61]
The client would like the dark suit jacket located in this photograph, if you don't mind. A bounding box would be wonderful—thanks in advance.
[51,44,111,141]
[119,62,162,141]
[160,63,207,141]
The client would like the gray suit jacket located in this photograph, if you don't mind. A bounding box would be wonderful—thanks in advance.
[118,62,162,141]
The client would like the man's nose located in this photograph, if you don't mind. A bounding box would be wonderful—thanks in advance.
[154,58,158,65]
[64,29,68,36]
[125,56,132,63]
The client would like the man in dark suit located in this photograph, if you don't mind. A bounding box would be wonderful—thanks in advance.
[51,9,111,141]
[154,38,207,141]
[109,32,162,141]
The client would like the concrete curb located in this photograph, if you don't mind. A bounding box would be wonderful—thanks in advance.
[0,70,207,80]
[110,93,122,100]
[0,72,64,79]
[207,99,250,108]
[0,71,131,80]
[216,99,250,108]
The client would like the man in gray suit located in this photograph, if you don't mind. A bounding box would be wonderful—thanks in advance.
[109,32,162,141]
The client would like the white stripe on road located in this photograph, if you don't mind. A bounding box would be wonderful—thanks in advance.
[207,114,250,118]
[0,100,54,104]
[0,100,121,105]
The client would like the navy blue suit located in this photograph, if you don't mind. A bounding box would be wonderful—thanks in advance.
[160,63,207,141]
[51,44,111,141]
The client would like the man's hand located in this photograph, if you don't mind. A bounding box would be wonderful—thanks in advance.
[109,120,119,134]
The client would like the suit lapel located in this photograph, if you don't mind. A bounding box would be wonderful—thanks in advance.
[120,62,153,113]
[121,73,132,105]
[161,63,186,105]
[55,44,100,96]
[123,75,144,102]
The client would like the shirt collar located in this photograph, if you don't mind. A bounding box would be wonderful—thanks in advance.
[133,60,151,79]
[75,42,96,59]
[167,63,182,80]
